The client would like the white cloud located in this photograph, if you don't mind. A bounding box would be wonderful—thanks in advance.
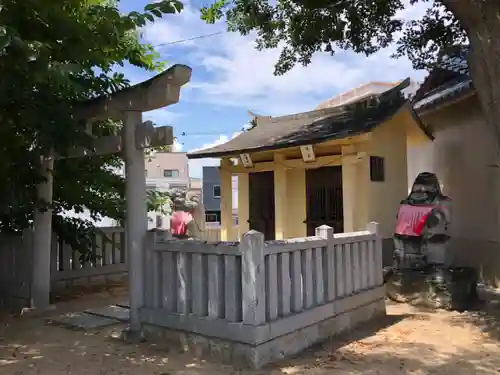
[142,109,184,151]
[144,108,183,125]
[144,0,430,115]
[188,132,241,178]
[173,138,184,151]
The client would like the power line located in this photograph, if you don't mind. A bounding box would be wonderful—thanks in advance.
[149,0,446,48]
[177,127,249,137]
[152,31,226,48]
[148,0,352,48]
[178,131,234,136]
[147,0,374,48]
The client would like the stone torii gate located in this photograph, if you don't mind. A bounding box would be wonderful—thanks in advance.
[31,64,192,333]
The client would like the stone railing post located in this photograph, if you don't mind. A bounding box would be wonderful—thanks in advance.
[315,225,336,302]
[240,230,266,325]
[366,222,383,286]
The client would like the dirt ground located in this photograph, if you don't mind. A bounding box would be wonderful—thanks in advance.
[2,289,500,375]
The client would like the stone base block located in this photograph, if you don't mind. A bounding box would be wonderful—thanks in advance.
[143,287,386,369]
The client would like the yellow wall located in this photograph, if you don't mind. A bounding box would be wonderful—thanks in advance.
[364,110,410,238]
[340,149,370,233]
[341,157,356,232]
[233,110,416,240]
[286,169,307,237]
[237,173,250,235]
[352,156,371,232]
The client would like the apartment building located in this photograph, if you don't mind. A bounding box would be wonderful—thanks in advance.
[202,166,238,224]
[202,166,222,223]
[145,151,190,191]
[145,151,194,229]
[68,151,196,229]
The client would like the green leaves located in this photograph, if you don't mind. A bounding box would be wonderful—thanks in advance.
[200,0,228,24]
[146,189,201,223]
[145,0,184,17]
[0,25,12,52]
[199,0,468,75]
[0,0,184,249]
[147,190,173,217]
[393,2,467,70]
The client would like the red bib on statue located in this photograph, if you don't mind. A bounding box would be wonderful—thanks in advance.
[395,204,435,236]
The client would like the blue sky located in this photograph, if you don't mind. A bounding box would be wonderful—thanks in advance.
[119,0,430,177]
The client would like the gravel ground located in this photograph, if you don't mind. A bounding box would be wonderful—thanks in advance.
[1,289,500,375]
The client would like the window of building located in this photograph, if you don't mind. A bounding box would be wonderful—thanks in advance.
[205,213,219,223]
[370,156,385,182]
[213,185,221,198]
[145,169,148,177]
[163,169,179,178]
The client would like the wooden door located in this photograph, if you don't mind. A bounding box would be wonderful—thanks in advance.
[248,171,275,240]
[305,166,343,235]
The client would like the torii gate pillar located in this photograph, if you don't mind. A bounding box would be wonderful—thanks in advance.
[123,110,147,332]
[31,154,55,310]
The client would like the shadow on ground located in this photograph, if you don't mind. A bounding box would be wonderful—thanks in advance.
[444,286,500,342]
[276,341,498,375]
[1,294,500,375]
[50,280,128,304]
[384,284,500,344]
[271,309,497,375]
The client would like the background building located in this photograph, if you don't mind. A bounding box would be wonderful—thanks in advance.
[68,151,200,229]
[145,151,190,191]
[202,166,238,224]
[202,166,222,223]
[145,152,200,229]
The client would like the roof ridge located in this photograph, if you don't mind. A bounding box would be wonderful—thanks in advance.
[250,78,410,129]
[188,98,410,160]
[316,80,402,109]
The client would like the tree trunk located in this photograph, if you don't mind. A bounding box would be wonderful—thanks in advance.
[441,0,500,151]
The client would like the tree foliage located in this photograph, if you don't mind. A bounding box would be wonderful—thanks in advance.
[0,0,183,252]
[201,0,473,73]
[201,0,500,148]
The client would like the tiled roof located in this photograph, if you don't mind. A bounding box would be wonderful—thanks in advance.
[414,78,473,111]
[188,79,416,159]
[438,45,469,74]
[413,46,474,111]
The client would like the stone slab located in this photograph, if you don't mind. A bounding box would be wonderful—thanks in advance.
[47,312,121,330]
[143,286,386,369]
[85,305,130,322]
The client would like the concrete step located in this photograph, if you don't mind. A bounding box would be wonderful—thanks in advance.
[84,305,130,322]
[47,311,122,330]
